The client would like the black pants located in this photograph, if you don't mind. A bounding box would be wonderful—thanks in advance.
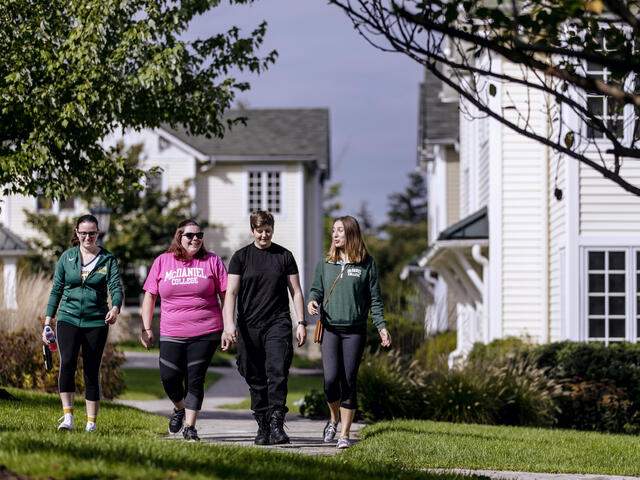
[159,334,220,411]
[321,325,366,410]
[236,320,293,414]
[57,321,109,402]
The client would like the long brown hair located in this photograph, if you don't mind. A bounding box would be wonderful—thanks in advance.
[167,220,208,261]
[325,215,368,264]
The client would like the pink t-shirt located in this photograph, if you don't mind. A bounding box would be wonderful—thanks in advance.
[143,252,227,337]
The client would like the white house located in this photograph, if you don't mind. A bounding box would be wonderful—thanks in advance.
[408,62,640,364]
[1,108,330,307]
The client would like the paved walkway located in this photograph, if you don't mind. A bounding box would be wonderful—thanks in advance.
[119,352,640,478]
[118,351,361,456]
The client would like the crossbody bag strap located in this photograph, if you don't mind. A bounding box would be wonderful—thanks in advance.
[323,263,349,309]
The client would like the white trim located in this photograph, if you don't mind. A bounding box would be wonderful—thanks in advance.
[566,137,581,341]
[541,93,551,343]
[297,163,305,293]
[1,195,8,226]
[488,56,503,341]
[156,128,209,161]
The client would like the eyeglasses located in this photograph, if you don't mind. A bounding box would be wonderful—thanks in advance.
[77,231,99,238]
[182,232,204,240]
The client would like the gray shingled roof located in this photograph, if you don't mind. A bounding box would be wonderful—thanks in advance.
[418,69,459,147]
[162,108,330,175]
[0,225,28,255]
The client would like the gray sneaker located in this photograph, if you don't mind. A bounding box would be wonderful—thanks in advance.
[323,421,338,443]
[336,436,350,449]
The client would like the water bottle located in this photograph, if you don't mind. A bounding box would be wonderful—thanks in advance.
[45,326,58,352]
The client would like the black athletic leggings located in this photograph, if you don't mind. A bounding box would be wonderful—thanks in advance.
[159,333,220,411]
[321,325,367,410]
[57,321,109,402]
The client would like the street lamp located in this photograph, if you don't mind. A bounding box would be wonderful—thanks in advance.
[90,203,112,246]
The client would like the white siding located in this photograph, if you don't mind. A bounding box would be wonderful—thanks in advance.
[579,156,640,235]
[500,62,547,342]
[548,152,566,342]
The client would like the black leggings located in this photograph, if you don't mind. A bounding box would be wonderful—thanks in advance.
[57,321,109,401]
[159,334,220,411]
[321,326,366,410]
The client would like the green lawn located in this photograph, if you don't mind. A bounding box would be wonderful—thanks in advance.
[219,375,323,414]
[117,368,222,401]
[344,419,640,477]
[115,342,233,367]
[0,388,476,480]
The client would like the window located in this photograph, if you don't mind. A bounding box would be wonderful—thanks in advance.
[146,171,163,192]
[586,250,627,343]
[59,197,74,210]
[247,170,281,214]
[36,195,53,212]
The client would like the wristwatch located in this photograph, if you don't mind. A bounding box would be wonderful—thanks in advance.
[297,320,308,327]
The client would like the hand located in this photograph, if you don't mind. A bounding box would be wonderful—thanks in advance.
[379,328,391,348]
[296,324,307,347]
[42,325,53,344]
[105,307,119,325]
[221,328,237,351]
[140,328,154,350]
[307,300,319,315]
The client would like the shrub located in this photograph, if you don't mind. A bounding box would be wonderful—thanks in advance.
[357,349,427,421]
[413,330,457,370]
[365,313,424,354]
[468,336,532,365]
[0,328,126,399]
[299,389,330,419]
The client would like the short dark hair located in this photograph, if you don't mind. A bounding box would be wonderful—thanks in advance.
[250,210,274,230]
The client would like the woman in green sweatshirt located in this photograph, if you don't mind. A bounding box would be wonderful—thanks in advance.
[307,215,391,449]
[42,214,123,433]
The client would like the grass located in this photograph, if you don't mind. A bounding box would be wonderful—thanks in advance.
[343,419,640,477]
[117,368,222,401]
[0,388,476,480]
[219,375,323,414]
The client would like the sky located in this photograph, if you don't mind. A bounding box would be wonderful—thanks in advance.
[187,1,424,226]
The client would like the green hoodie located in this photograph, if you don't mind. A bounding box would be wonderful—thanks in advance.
[46,246,123,327]
[309,255,385,331]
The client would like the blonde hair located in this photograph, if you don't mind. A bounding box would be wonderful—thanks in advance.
[325,216,368,264]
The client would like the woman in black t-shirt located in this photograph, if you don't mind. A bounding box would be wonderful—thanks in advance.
[222,210,306,445]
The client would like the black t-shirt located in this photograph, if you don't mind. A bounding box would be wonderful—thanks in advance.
[228,242,299,327]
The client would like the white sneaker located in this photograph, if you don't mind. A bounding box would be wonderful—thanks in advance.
[85,421,96,432]
[336,436,350,449]
[57,413,74,431]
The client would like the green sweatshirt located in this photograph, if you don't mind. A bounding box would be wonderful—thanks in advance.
[309,255,386,331]
[46,246,123,327]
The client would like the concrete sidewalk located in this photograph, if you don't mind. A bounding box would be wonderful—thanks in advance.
[118,351,362,456]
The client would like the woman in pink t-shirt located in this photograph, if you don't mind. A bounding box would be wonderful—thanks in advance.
[141,220,227,442]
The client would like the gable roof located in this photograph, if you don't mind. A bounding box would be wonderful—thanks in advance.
[0,224,29,255]
[437,206,488,240]
[162,108,330,175]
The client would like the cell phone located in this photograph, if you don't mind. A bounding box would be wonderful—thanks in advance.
[43,345,53,371]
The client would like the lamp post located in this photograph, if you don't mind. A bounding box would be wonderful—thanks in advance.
[90,203,112,246]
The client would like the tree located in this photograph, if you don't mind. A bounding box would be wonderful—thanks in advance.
[330,0,640,196]
[355,201,377,235]
[387,172,428,224]
[323,182,342,252]
[0,0,275,204]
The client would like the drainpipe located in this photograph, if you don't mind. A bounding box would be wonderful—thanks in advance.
[472,244,490,344]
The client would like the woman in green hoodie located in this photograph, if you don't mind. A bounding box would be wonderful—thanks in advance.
[42,214,123,433]
[307,215,391,449]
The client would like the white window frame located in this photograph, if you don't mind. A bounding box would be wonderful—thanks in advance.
[243,167,284,216]
[581,246,639,344]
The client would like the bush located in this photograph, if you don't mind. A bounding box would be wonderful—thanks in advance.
[413,330,457,370]
[299,389,330,419]
[357,349,427,421]
[0,328,126,399]
[468,336,532,365]
[365,312,424,354]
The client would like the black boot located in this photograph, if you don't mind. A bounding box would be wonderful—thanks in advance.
[269,408,290,445]
[253,413,270,445]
